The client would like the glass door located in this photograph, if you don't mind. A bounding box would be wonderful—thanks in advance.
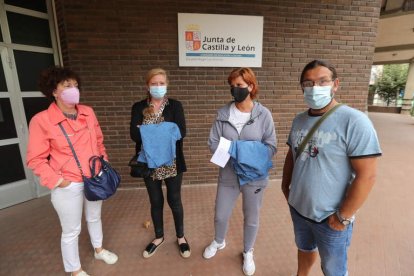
[0,46,33,207]
[0,0,60,208]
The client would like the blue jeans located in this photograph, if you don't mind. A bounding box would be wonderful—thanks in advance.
[290,207,353,276]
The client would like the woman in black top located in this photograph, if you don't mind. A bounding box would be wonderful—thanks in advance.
[130,68,190,258]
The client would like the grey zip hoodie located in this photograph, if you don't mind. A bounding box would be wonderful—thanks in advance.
[208,101,277,187]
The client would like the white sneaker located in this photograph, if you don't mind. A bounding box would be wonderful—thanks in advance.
[94,249,118,264]
[203,240,226,259]
[242,248,255,275]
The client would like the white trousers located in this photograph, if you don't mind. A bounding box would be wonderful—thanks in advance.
[51,182,103,272]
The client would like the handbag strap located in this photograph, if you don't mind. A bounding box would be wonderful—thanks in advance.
[295,103,343,161]
[58,123,85,176]
[89,156,105,177]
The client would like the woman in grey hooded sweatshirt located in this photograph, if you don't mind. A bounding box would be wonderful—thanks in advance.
[203,67,277,276]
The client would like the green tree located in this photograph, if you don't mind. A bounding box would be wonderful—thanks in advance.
[373,64,408,106]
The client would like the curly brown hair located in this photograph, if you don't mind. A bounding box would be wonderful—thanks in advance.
[38,66,81,101]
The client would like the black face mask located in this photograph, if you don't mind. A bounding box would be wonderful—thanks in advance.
[231,87,250,103]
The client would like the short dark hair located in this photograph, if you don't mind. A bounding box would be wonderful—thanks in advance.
[300,60,338,83]
[38,66,81,101]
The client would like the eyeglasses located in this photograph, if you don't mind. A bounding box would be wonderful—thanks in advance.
[301,79,334,88]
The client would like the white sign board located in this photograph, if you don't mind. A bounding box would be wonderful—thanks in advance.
[178,13,263,67]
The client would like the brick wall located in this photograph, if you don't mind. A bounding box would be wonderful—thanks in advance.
[54,0,382,186]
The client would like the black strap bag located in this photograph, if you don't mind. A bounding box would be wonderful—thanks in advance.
[128,153,153,178]
[58,123,120,201]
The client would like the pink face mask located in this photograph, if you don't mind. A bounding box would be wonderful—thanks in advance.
[61,87,80,105]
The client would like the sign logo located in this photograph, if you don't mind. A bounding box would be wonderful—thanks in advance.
[185,31,201,51]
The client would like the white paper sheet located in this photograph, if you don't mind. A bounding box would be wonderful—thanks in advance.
[210,137,232,168]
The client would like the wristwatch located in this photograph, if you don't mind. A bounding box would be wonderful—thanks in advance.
[336,211,355,226]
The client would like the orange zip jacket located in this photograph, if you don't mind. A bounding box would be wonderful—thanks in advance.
[27,102,108,189]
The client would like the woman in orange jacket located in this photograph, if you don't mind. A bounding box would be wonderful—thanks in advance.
[26,66,118,276]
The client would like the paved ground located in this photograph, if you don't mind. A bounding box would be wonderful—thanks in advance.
[0,112,413,276]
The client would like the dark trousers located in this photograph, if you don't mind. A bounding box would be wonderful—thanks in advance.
[144,173,184,239]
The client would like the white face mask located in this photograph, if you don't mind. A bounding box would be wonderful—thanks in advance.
[303,85,333,109]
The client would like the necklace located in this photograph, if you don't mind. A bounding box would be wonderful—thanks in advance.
[63,112,78,120]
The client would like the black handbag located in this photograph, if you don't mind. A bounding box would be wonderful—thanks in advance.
[58,123,121,201]
[128,153,153,178]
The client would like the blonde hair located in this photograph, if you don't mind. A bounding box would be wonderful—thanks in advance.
[146,68,168,86]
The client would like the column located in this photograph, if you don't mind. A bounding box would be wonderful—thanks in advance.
[401,59,414,115]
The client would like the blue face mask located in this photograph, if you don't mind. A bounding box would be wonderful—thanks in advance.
[149,86,167,99]
[303,85,333,110]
